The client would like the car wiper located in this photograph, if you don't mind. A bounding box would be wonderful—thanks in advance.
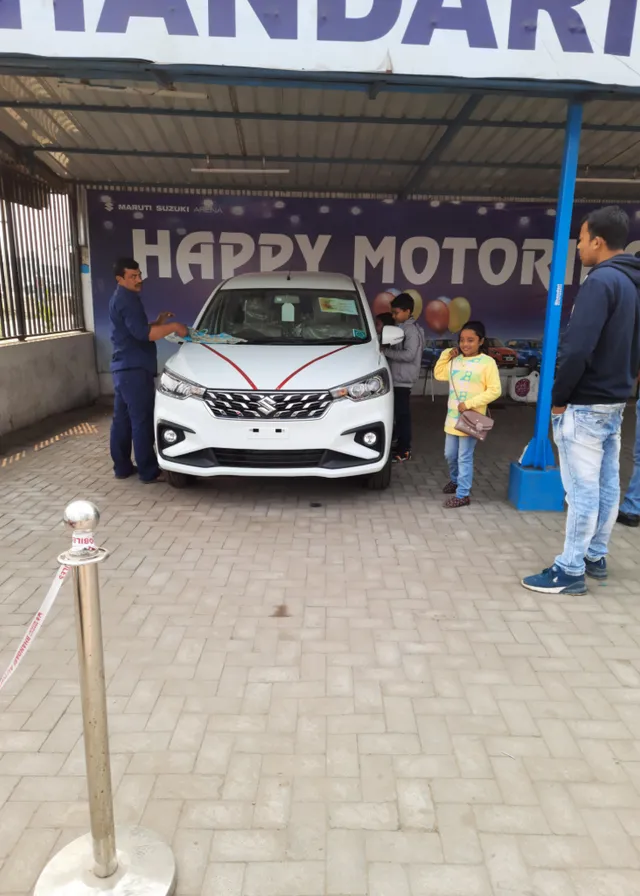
[304,338,366,345]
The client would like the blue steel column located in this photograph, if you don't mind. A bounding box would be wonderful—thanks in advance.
[521,101,583,470]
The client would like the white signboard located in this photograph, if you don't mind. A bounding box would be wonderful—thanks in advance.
[1,1,639,88]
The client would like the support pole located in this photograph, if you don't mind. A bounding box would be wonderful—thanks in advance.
[73,558,117,878]
[508,101,583,512]
[35,501,176,896]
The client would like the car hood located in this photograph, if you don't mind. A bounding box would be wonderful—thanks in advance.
[164,341,383,391]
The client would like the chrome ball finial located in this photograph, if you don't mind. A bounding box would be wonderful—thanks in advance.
[63,500,100,532]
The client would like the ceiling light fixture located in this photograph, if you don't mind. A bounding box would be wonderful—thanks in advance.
[576,177,640,185]
[191,156,290,175]
[190,168,291,174]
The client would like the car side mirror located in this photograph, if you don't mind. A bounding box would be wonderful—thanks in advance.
[381,325,404,346]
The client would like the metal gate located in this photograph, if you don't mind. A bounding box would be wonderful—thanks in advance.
[0,171,84,341]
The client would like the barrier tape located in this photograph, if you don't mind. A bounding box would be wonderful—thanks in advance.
[0,564,71,693]
[0,532,99,694]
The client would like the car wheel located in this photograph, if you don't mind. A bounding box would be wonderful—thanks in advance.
[166,470,192,489]
[364,457,392,491]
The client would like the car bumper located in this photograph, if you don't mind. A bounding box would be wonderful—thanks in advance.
[154,391,393,479]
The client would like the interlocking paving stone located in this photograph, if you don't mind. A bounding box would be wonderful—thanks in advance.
[0,401,640,894]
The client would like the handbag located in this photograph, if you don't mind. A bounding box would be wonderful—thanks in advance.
[449,356,495,441]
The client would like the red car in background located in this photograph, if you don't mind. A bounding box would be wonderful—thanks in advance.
[486,338,518,368]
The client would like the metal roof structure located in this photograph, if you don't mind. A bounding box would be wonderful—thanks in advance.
[0,69,639,200]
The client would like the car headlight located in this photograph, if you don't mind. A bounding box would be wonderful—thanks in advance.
[330,369,390,402]
[158,369,206,400]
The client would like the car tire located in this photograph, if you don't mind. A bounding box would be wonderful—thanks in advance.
[364,456,392,491]
[166,470,192,489]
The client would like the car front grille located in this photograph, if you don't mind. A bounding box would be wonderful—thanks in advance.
[213,448,325,468]
[203,390,332,420]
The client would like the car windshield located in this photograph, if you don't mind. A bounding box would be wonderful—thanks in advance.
[488,338,506,348]
[198,287,371,345]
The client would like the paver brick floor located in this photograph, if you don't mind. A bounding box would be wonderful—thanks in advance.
[0,399,640,895]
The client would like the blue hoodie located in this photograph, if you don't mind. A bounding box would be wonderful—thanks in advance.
[552,253,640,407]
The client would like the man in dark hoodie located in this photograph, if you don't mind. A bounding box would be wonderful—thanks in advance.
[523,206,640,595]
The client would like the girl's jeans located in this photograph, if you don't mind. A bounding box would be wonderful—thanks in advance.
[445,434,477,498]
[553,403,625,576]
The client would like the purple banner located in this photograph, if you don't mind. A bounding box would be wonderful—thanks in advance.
[87,191,640,374]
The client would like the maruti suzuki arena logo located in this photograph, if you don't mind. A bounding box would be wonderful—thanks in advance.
[257,396,277,416]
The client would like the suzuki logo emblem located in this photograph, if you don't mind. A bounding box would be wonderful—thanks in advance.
[257,396,277,416]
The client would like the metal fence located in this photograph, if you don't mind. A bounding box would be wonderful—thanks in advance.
[0,172,84,340]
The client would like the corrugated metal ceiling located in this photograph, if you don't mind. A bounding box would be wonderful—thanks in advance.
[0,75,639,200]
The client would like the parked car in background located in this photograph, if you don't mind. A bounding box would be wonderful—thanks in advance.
[486,338,518,368]
[506,339,543,371]
[422,338,454,368]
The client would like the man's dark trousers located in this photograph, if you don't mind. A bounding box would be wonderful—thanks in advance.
[110,369,160,482]
[393,386,412,455]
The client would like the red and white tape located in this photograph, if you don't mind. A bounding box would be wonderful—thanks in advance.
[0,564,71,692]
[0,532,99,694]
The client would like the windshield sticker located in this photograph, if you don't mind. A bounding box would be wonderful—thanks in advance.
[352,329,367,340]
[319,297,358,315]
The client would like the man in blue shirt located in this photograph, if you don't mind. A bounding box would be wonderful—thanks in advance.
[109,257,187,483]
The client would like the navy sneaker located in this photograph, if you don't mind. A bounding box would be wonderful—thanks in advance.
[521,565,587,595]
[585,557,608,580]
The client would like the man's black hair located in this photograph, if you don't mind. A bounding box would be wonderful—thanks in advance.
[113,257,140,279]
[581,206,629,251]
[391,292,414,314]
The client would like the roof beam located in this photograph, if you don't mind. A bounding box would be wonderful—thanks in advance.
[398,97,481,199]
[4,100,640,135]
[23,144,640,178]
[0,132,67,190]
[0,57,639,101]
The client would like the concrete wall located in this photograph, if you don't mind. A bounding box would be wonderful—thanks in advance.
[0,333,100,436]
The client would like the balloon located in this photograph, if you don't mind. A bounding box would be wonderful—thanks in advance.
[404,288,423,320]
[449,297,472,333]
[388,288,401,297]
[424,299,450,334]
[372,291,394,317]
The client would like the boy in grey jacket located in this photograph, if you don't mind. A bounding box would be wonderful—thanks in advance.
[385,293,425,462]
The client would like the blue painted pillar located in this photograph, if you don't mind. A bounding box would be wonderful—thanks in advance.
[508,101,583,512]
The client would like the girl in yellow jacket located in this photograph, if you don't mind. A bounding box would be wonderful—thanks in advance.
[434,321,502,508]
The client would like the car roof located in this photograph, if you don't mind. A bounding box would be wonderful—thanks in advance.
[220,271,356,290]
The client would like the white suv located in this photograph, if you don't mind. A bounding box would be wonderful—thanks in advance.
[154,271,403,490]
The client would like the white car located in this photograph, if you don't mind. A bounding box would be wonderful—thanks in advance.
[154,271,403,491]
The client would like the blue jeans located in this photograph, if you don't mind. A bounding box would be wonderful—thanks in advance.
[553,403,625,576]
[621,399,640,517]
[110,369,160,482]
[445,434,477,498]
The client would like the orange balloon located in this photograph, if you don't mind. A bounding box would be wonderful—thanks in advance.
[424,299,450,334]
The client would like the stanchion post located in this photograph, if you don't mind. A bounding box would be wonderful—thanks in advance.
[67,503,117,878]
[35,500,176,896]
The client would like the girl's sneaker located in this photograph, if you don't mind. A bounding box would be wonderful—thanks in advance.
[443,481,457,494]
[393,451,412,464]
[444,496,470,508]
